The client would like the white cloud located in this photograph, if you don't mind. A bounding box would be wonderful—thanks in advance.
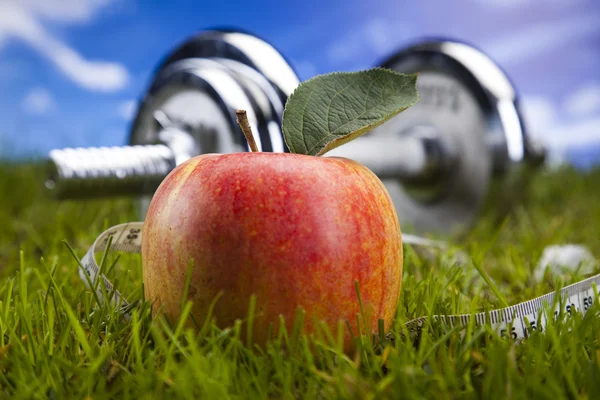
[327,17,412,66]
[118,100,137,120]
[39,39,129,92]
[22,87,55,115]
[544,117,600,150]
[362,18,399,55]
[517,93,600,168]
[474,0,584,9]
[18,0,115,23]
[520,95,557,140]
[327,35,365,66]
[533,116,600,169]
[564,83,600,117]
[486,14,600,65]
[0,1,129,92]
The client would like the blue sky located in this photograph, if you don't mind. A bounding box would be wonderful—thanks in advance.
[0,0,599,168]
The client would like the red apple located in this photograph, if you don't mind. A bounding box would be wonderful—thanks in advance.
[141,152,403,354]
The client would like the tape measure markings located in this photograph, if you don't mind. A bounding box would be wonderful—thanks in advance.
[79,222,143,318]
[77,222,600,338]
[404,274,600,340]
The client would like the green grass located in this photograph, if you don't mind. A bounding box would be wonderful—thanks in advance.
[1,159,600,399]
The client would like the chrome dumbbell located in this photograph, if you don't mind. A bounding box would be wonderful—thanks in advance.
[45,30,544,236]
[46,30,300,214]
[329,40,545,234]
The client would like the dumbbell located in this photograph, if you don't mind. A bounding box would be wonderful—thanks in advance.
[328,40,546,234]
[47,30,299,216]
[45,29,545,236]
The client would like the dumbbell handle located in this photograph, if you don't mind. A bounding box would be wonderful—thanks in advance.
[46,144,177,199]
[326,134,453,184]
[46,134,451,199]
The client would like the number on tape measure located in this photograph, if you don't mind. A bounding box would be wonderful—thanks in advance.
[76,222,600,338]
[78,222,144,320]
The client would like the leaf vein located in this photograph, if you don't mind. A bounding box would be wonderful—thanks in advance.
[299,86,317,154]
[325,81,355,136]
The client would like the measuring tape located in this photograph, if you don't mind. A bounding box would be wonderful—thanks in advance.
[78,222,143,319]
[77,222,600,340]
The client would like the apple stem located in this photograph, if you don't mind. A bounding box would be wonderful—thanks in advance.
[236,110,259,152]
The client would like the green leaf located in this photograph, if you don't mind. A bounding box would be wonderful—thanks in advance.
[282,68,419,156]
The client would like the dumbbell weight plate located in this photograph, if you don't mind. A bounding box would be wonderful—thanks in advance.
[373,39,536,236]
[127,30,301,218]
[146,57,282,153]
[209,57,287,152]
[145,29,299,113]
[130,29,301,153]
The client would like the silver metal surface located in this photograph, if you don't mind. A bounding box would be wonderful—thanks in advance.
[149,30,300,110]
[45,30,301,212]
[46,144,175,199]
[131,58,263,154]
[44,32,543,239]
[326,131,456,183]
[374,39,543,235]
[125,31,301,217]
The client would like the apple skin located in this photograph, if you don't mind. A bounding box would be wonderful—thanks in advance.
[141,152,403,354]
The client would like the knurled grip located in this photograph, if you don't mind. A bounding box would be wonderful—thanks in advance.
[46,144,177,199]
